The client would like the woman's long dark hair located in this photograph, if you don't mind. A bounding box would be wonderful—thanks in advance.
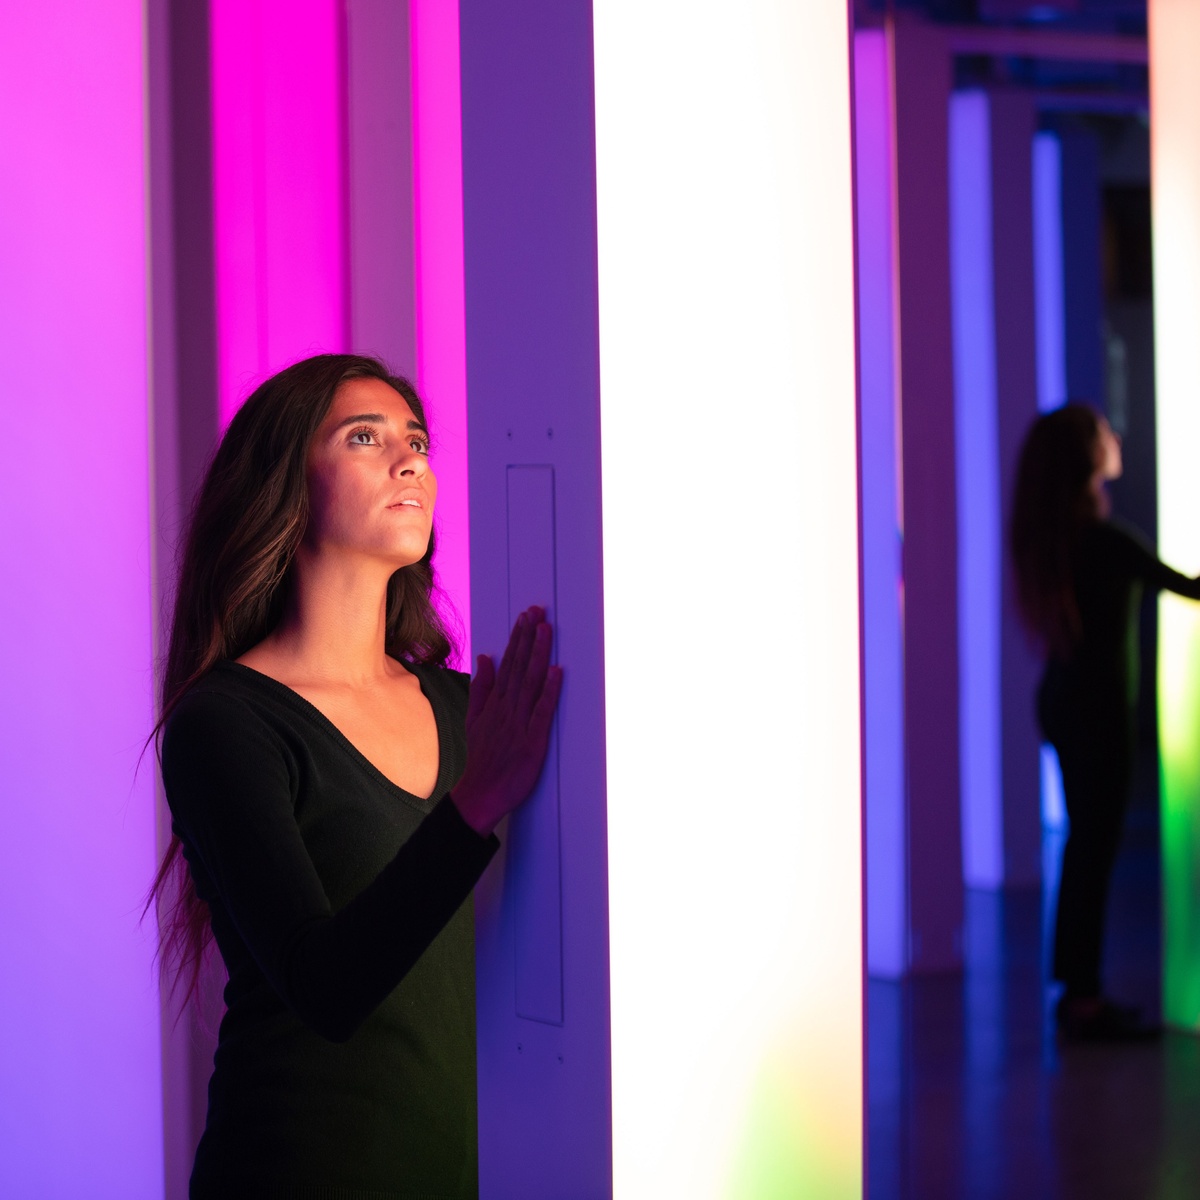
[149,353,456,1003]
[1010,403,1105,656]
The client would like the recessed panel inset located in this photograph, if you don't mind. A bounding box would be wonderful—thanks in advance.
[506,464,564,1025]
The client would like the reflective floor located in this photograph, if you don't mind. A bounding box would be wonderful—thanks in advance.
[868,809,1200,1199]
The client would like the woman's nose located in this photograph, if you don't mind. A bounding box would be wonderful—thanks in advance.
[394,447,427,477]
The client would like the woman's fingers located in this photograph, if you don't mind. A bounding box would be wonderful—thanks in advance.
[518,621,553,721]
[498,606,544,697]
[507,606,542,695]
[494,612,525,696]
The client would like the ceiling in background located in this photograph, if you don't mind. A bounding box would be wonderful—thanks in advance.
[856,0,1146,34]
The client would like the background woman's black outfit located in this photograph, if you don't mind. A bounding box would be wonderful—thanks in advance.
[1038,520,1200,1002]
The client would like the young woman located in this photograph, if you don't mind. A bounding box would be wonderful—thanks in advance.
[152,353,561,1197]
[1011,403,1200,1040]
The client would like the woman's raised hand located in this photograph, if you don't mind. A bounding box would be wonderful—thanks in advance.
[450,606,563,837]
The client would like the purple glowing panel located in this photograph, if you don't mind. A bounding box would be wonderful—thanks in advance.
[0,3,163,1195]
[854,30,908,979]
[1032,132,1068,828]
[461,0,612,1192]
[1033,133,1068,414]
[949,91,1004,889]
[212,0,348,426]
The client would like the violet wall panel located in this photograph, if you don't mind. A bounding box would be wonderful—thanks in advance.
[891,13,965,972]
[459,0,612,1193]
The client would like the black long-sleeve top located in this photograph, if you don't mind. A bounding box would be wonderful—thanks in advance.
[1041,519,1200,729]
[161,659,498,1199]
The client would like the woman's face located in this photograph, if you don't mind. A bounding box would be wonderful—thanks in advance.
[304,376,437,569]
[1095,416,1123,483]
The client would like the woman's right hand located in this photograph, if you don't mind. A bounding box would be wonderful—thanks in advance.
[450,606,563,837]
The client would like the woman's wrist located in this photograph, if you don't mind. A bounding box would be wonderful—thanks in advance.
[448,786,500,838]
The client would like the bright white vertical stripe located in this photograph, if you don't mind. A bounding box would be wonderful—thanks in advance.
[594,4,863,1195]
[1150,0,1200,1028]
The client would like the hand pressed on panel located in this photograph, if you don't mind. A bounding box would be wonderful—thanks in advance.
[451,606,562,836]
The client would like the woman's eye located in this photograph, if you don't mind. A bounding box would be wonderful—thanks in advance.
[409,437,430,455]
[349,429,377,446]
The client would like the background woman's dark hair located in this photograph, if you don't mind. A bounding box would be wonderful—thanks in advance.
[148,353,457,1004]
[1010,403,1105,656]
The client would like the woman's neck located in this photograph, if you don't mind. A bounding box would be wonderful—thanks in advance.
[1088,474,1112,519]
[246,550,399,687]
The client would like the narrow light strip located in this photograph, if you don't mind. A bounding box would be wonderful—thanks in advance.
[1032,133,1069,830]
[211,0,347,427]
[1032,132,1068,415]
[410,0,471,665]
[855,28,908,978]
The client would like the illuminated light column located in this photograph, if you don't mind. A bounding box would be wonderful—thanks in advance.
[410,0,471,662]
[950,91,1003,891]
[342,0,471,662]
[0,3,164,1196]
[855,29,907,979]
[891,13,964,970]
[1032,131,1069,831]
[949,90,1042,890]
[211,0,348,427]
[346,0,416,376]
[1150,0,1200,1030]
[1033,132,1069,415]
[596,2,862,1194]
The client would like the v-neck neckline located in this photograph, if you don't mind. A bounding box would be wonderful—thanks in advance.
[213,659,448,811]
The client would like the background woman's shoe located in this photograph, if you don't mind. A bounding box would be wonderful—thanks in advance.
[1055,996,1161,1042]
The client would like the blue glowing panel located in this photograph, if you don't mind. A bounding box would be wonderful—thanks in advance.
[1032,132,1068,415]
[950,91,1004,889]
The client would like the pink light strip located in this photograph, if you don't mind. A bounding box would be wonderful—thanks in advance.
[411,0,471,666]
[211,0,348,427]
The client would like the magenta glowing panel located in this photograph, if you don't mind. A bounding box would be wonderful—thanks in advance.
[410,0,472,665]
[0,3,163,1195]
[855,28,908,980]
[211,0,348,427]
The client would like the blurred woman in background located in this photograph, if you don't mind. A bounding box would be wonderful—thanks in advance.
[1012,403,1200,1041]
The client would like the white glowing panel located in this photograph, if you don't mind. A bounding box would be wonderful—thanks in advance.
[594,4,863,1194]
[1150,0,1200,1028]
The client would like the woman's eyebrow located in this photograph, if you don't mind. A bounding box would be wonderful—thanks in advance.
[333,411,388,429]
[331,412,429,434]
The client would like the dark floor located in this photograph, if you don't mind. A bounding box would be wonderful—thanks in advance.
[868,808,1200,1199]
